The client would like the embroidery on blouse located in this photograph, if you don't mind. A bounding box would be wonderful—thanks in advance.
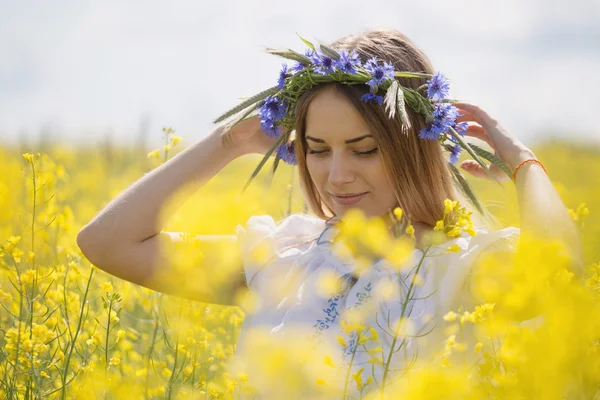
[309,272,357,342]
[340,281,374,364]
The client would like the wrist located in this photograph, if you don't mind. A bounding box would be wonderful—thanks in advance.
[508,149,537,171]
[205,125,248,162]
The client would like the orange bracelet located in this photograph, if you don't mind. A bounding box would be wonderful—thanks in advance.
[512,158,548,182]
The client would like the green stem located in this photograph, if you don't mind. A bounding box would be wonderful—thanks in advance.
[60,267,94,400]
[167,299,184,399]
[342,336,359,400]
[145,293,162,396]
[379,245,431,399]
[11,258,24,396]
[105,299,112,374]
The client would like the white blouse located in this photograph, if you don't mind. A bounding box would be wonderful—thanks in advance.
[229,213,520,397]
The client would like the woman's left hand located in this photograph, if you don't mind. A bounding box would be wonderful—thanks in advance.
[453,102,537,182]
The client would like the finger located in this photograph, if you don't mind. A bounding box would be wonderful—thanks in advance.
[460,160,510,182]
[455,110,480,124]
[453,102,496,126]
[462,124,493,147]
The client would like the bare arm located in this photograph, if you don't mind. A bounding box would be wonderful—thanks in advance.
[514,160,583,276]
[77,117,276,304]
[455,102,583,276]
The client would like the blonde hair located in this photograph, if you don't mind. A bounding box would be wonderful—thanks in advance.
[294,28,501,231]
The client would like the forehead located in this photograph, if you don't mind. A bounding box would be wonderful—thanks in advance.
[304,87,372,141]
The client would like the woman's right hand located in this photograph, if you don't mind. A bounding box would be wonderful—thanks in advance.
[219,116,281,156]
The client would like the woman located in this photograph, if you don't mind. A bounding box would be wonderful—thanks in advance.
[76,28,581,396]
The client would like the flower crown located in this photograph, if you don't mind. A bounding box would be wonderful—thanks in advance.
[214,35,512,215]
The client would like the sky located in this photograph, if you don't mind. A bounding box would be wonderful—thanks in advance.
[1,0,599,149]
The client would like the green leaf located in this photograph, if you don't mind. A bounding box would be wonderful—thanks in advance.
[448,127,502,186]
[394,71,433,79]
[265,48,311,64]
[384,80,399,120]
[447,163,486,215]
[268,151,282,188]
[241,133,287,194]
[213,86,279,124]
[468,143,513,179]
[296,33,315,51]
[319,44,340,60]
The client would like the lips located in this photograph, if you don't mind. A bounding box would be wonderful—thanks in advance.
[330,192,368,206]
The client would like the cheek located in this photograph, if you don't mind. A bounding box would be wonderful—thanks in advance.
[307,158,324,176]
[306,159,325,189]
[362,157,388,186]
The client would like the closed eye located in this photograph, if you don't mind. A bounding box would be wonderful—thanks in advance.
[308,148,378,156]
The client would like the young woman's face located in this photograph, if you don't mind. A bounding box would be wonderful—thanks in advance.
[304,87,398,219]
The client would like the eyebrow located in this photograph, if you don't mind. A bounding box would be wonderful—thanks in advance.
[305,134,374,144]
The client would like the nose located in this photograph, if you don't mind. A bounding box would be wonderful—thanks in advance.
[328,152,356,187]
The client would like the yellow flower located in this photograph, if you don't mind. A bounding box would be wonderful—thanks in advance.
[405,224,415,239]
[101,281,113,293]
[22,152,40,163]
[109,309,120,324]
[352,367,364,389]
[434,220,445,231]
[336,336,347,348]
[21,269,36,285]
[357,332,369,345]
[171,136,183,145]
[443,311,457,322]
[474,342,484,354]
[367,357,384,365]
[164,144,172,152]
[323,355,335,368]
[40,371,50,379]
[447,227,462,238]
[316,379,327,386]
[465,227,477,237]
[115,329,126,343]
[147,149,160,159]
[0,289,12,303]
[444,199,458,215]
[109,357,120,366]
[447,244,462,253]
[368,326,379,341]
[460,311,475,324]
[392,207,403,220]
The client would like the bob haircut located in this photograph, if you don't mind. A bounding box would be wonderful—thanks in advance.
[294,28,500,232]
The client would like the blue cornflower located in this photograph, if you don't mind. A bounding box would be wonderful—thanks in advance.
[364,57,395,89]
[361,93,384,105]
[418,103,460,140]
[276,141,297,165]
[291,61,305,74]
[291,49,314,73]
[426,71,451,100]
[278,63,289,89]
[260,96,287,121]
[259,118,281,138]
[335,49,361,74]
[311,51,336,75]
[449,144,462,165]
[455,121,469,136]
[259,96,287,138]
